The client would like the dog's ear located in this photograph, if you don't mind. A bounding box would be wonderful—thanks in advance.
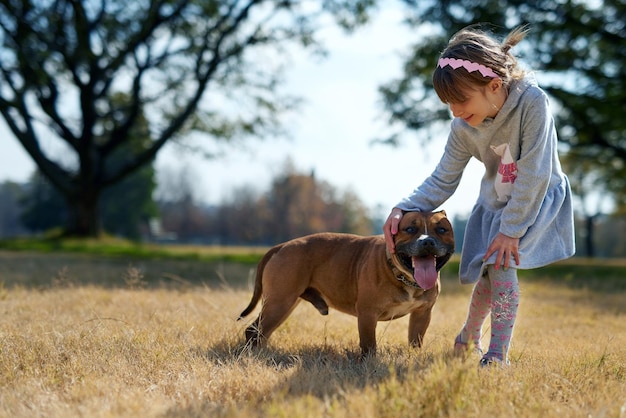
[435,210,447,217]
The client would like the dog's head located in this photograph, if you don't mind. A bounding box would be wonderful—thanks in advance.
[391,210,455,290]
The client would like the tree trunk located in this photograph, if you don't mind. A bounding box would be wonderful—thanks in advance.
[584,214,595,258]
[65,190,102,238]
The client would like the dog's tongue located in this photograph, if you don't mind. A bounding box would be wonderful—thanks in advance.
[412,256,438,290]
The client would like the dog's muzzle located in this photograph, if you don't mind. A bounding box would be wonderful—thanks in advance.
[394,235,453,290]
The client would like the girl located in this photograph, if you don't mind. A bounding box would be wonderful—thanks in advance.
[383,25,575,367]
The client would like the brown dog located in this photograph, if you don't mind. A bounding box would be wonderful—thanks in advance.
[238,210,454,357]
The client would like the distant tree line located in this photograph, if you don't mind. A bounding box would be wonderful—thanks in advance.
[157,162,375,245]
[2,165,626,256]
[0,162,376,246]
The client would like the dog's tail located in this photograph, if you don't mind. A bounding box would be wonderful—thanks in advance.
[237,243,284,320]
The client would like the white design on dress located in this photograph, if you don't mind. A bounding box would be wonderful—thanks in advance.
[491,143,517,202]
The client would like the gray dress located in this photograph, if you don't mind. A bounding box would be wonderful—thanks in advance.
[396,76,575,284]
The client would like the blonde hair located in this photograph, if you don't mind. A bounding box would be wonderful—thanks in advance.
[433,25,528,104]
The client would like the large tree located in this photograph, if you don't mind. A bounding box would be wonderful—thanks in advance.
[379,0,626,212]
[19,91,158,240]
[0,0,376,237]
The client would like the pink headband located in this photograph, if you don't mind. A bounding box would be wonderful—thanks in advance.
[437,57,499,78]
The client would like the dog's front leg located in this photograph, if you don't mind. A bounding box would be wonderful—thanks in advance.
[357,312,379,357]
[408,309,432,348]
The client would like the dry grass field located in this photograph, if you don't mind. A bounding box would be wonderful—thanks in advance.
[0,250,624,417]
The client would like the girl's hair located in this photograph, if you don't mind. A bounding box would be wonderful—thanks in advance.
[433,25,528,104]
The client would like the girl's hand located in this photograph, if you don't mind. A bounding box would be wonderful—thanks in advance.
[383,208,403,253]
[484,232,520,270]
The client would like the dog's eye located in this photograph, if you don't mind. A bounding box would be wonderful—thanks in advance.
[435,227,448,234]
[404,226,417,234]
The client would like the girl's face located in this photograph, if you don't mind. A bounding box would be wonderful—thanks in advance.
[447,79,505,127]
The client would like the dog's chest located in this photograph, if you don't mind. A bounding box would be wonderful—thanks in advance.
[380,293,428,320]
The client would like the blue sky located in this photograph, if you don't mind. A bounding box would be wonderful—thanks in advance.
[0,7,484,225]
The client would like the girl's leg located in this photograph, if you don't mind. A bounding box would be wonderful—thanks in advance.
[456,273,492,353]
[483,265,520,364]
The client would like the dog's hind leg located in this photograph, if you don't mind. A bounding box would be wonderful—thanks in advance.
[246,296,301,347]
[239,243,285,320]
[300,287,329,315]
[244,317,264,348]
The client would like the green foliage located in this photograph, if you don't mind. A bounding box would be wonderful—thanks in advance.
[442,258,626,293]
[0,236,266,265]
[0,181,30,237]
[518,260,626,293]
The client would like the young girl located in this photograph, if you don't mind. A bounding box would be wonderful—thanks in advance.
[383,26,575,367]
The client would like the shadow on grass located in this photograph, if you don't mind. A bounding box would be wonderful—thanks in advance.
[176,338,440,417]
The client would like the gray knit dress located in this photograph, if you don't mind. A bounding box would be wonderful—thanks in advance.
[396,76,575,284]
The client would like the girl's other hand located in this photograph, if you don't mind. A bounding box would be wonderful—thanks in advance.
[484,232,520,270]
[383,208,404,253]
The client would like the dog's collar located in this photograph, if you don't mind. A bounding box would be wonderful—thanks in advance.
[386,248,422,289]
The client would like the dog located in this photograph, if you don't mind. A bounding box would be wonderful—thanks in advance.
[238,210,454,357]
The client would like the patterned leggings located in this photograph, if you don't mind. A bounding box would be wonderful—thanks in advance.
[457,265,520,362]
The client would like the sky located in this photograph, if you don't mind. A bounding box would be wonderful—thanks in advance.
[0,7,485,226]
